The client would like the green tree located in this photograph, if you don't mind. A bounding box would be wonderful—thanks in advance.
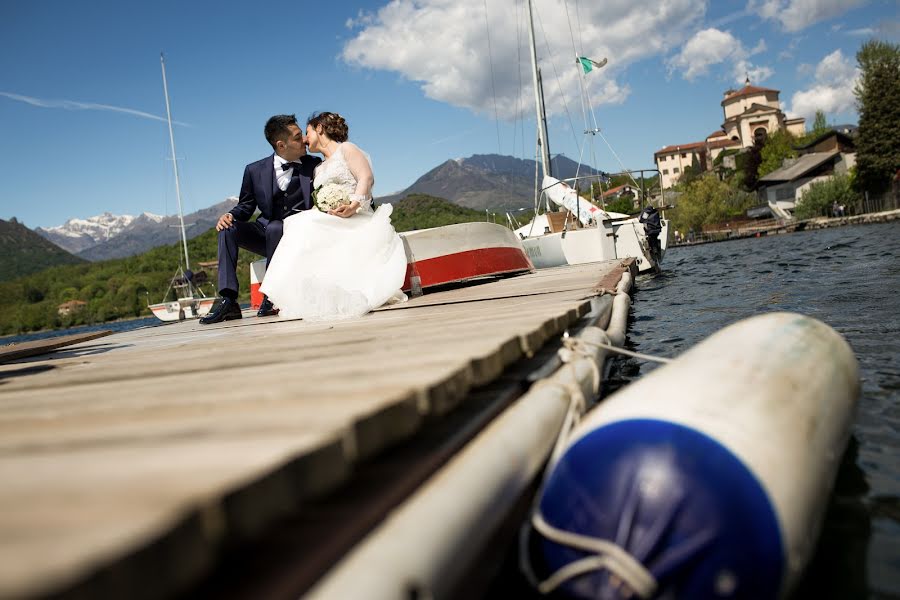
[605,196,636,214]
[854,40,900,195]
[794,174,861,219]
[670,174,754,233]
[813,110,827,130]
[759,129,798,178]
[742,142,763,190]
[677,155,704,187]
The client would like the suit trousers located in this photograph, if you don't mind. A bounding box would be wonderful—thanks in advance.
[216,218,283,295]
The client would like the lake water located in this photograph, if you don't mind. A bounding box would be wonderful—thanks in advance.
[622,221,900,598]
[0,316,164,346]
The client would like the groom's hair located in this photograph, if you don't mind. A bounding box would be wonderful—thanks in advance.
[264,114,299,149]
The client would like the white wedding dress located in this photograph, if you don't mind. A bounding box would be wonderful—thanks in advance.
[259,143,408,321]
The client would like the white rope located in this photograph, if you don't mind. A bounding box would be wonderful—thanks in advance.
[531,513,658,598]
[563,336,673,364]
[528,377,588,470]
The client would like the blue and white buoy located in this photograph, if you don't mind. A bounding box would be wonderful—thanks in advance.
[530,312,859,599]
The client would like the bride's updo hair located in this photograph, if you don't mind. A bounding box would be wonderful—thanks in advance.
[307,112,349,142]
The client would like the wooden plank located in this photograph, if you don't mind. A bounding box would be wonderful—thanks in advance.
[0,330,113,363]
[0,258,631,599]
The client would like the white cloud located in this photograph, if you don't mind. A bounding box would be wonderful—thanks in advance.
[0,91,188,125]
[667,28,773,84]
[749,0,870,32]
[788,50,859,119]
[341,0,706,119]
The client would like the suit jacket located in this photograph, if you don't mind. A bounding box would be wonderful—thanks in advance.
[230,153,322,223]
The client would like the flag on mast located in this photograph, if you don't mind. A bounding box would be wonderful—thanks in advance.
[577,56,608,73]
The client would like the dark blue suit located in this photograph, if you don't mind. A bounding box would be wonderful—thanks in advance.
[217,153,321,296]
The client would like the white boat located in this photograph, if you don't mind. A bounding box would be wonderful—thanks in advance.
[148,54,216,322]
[399,221,533,293]
[514,0,669,274]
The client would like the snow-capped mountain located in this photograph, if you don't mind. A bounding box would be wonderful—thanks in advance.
[35,212,163,255]
[32,198,238,261]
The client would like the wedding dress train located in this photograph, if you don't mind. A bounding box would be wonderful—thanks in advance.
[260,144,407,321]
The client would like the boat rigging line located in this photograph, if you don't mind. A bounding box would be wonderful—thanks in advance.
[482,0,502,154]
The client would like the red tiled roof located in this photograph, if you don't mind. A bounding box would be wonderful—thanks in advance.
[722,84,778,103]
[707,138,741,149]
[706,130,727,139]
[654,141,706,157]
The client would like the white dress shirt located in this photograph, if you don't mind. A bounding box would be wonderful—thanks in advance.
[273,155,296,192]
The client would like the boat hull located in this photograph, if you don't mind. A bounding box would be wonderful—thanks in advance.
[149,297,216,322]
[521,217,670,273]
[399,222,534,292]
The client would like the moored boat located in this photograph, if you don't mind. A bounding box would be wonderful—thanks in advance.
[147,54,217,322]
[400,221,533,293]
[513,1,670,274]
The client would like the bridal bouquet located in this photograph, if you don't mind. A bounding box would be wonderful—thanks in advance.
[312,183,351,213]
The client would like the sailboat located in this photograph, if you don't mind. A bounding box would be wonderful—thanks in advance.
[148,54,217,322]
[514,0,670,274]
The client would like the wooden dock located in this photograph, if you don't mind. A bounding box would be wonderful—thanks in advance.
[0,259,634,599]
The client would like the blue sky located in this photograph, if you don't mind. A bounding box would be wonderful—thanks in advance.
[1,0,896,229]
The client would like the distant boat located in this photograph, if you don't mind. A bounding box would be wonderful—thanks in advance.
[513,0,670,274]
[148,54,216,322]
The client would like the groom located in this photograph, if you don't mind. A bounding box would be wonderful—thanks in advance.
[200,114,321,324]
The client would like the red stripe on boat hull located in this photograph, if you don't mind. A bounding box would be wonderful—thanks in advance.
[402,247,533,291]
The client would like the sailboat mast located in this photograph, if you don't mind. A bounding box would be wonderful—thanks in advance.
[160,53,191,271]
[527,0,551,178]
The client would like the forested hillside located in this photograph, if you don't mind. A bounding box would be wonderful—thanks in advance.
[2,195,503,335]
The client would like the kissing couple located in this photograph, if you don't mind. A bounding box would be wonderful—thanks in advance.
[201,112,408,324]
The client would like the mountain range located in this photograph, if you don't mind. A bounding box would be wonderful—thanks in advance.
[376,153,604,211]
[35,198,237,261]
[27,153,602,265]
[36,212,161,255]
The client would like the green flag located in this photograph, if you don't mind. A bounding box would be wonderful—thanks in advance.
[577,56,607,74]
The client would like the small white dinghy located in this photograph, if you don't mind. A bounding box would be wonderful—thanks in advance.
[400,221,534,293]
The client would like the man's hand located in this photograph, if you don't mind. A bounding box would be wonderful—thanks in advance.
[329,200,361,219]
[215,213,235,231]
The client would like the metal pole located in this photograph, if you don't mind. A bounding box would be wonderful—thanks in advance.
[160,53,191,271]
[527,0,551,179]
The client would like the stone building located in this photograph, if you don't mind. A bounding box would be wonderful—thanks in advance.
[654,79,806,189]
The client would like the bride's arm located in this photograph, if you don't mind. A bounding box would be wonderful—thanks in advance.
[330,142,375,218]
[343,142,374,196]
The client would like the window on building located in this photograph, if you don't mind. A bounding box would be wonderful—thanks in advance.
[663,169,669,175]
[673,168,680,174]
[681,153,687,158]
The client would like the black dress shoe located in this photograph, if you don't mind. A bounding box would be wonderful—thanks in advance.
[257,296,279,317]
[199,297,242,324]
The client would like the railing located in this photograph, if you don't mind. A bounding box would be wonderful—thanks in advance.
[673,218,791,245]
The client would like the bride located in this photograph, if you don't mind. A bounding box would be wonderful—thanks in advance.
[259,112,408,321]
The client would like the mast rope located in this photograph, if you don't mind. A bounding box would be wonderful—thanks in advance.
[482,0,502,153]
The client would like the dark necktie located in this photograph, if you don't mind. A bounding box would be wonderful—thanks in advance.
[282,161,301,172]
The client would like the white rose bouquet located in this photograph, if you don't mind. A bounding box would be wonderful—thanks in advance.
[312,183,351,213]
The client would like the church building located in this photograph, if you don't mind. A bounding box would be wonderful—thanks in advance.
[654,79,806,189]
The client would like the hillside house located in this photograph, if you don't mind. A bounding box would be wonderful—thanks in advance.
[757,129,857,217]
[57,300,86,316]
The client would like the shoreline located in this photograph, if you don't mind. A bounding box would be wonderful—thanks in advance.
[671,208,900,247]
[1,298,253,343]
